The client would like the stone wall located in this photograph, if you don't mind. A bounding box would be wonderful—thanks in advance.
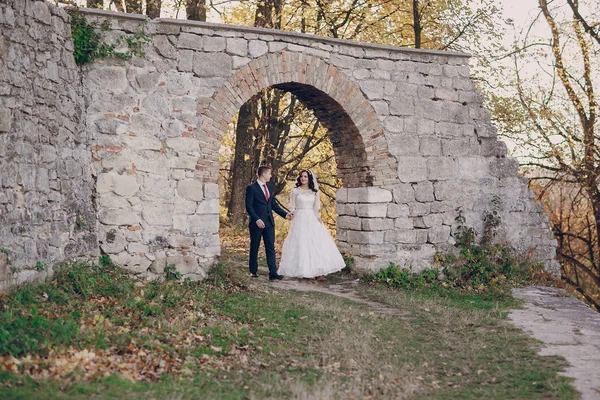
[0,2,560,289]
[0,0,97,290]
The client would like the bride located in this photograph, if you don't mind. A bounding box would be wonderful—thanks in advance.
[278,170,346,278]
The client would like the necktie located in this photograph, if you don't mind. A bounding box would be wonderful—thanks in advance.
[263,184,269,201]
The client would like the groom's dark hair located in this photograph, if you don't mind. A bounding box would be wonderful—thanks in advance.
[257,165,271,177]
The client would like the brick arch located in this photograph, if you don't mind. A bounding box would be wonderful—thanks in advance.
[196,51,397,187]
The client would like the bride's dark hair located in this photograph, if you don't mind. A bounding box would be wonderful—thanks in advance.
[295,170,318,192]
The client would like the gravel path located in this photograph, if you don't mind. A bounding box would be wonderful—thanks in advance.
[509,286,600,400]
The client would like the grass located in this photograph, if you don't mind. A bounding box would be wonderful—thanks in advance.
[0,246,577,399]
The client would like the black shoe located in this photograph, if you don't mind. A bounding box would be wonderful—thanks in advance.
[250,273,259,278]
[269,274,284,281]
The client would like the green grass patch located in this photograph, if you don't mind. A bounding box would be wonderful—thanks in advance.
[0,251,577,399]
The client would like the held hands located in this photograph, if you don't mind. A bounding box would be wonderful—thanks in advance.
[286,212,295,221]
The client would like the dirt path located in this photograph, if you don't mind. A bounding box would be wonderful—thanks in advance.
[509,286,600,400]
[269,278,409,317]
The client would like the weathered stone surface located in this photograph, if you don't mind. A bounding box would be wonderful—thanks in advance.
[347,187,393,203]
[0,3,559,289]
[193,53,232,77]
[177,180,204,202]
[355,204,388,218]
[97,172,139,196]
[397,157,427,183]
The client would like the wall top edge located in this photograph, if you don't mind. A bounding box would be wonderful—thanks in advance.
[74,7,472,59]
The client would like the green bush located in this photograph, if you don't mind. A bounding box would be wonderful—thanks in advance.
[69,10,151,65]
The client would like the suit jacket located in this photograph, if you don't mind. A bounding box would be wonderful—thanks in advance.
[245,181,287,226]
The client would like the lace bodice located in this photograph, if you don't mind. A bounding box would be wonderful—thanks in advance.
[289,187,320,214]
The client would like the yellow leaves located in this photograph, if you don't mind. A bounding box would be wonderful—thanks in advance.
[93,314,105,326]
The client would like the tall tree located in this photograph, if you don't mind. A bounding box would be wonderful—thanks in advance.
[147,0,162,18]
[186,0,207,21]
[491,0,599,308]
[86,0,104,9]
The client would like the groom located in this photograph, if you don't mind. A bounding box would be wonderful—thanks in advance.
[245,165,293,280]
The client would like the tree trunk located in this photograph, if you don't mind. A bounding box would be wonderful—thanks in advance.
[226,0,285,226]
[413,0,422,48]
[86,0,104,9]
[146,0,161,19]
[186,0,206,21]
[227,98,259,226]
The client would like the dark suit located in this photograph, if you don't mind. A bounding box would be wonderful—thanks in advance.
[245,181,287,277]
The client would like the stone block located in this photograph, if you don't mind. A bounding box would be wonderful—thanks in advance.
[152,35,177,59]
[435,121,473,137]
[142,204,173,226]
[198,36,226,54]
[397,156,427,183]
[97,172,139,196]
[395,244,436,271]
[174,198,197,215]
[142,93,171,120]
[337,216,362,230]
[370,100,389,116]
[0,108,12,132]
[178,50,194,72]
[422,213,443,228]
[355,204,388,218]
[143,177,173,200]
[428,225,451,244]
[196,198,219,214]
[383,116,404,133]
[387,134,419,155]
[32,1,51,25]
[177,179,204,202]
[385,230,417,244]
[408,202,429,217]
[360,80,385,100]
[188,214,219,234]
[433,181,457,201]
[387,203,410,218]
[87,67,128,92]
[347,187,392,203]
[166,254,200,275]
[336,188,348,203]
[193,53,232,77]
[123,135,162,151]
[413,181,434,202]
[474,122,498,138]
[330,54,356,69]
[177,32,203,50]
[427,157,457,180]
[360,244,396,256]
[419,136,441,156]
[99,208,140,226]
[392,184,415,203]
[248,40,268,57]
[204,183,219,199]
[226,37,247,56]
[415,99,442,119]
[362,218,394,231]
[166,74,192,96]
[347,230,384,244]
[458,157,489,179]
[395,217,414,230]
[168,234,195,248]
[166,137,200,152]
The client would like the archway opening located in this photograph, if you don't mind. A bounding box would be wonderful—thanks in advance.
[217,83,370,266]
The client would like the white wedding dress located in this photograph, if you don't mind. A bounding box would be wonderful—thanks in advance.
[278,188,346,278]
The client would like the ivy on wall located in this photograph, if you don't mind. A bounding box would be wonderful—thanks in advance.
[69,10,152,65]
